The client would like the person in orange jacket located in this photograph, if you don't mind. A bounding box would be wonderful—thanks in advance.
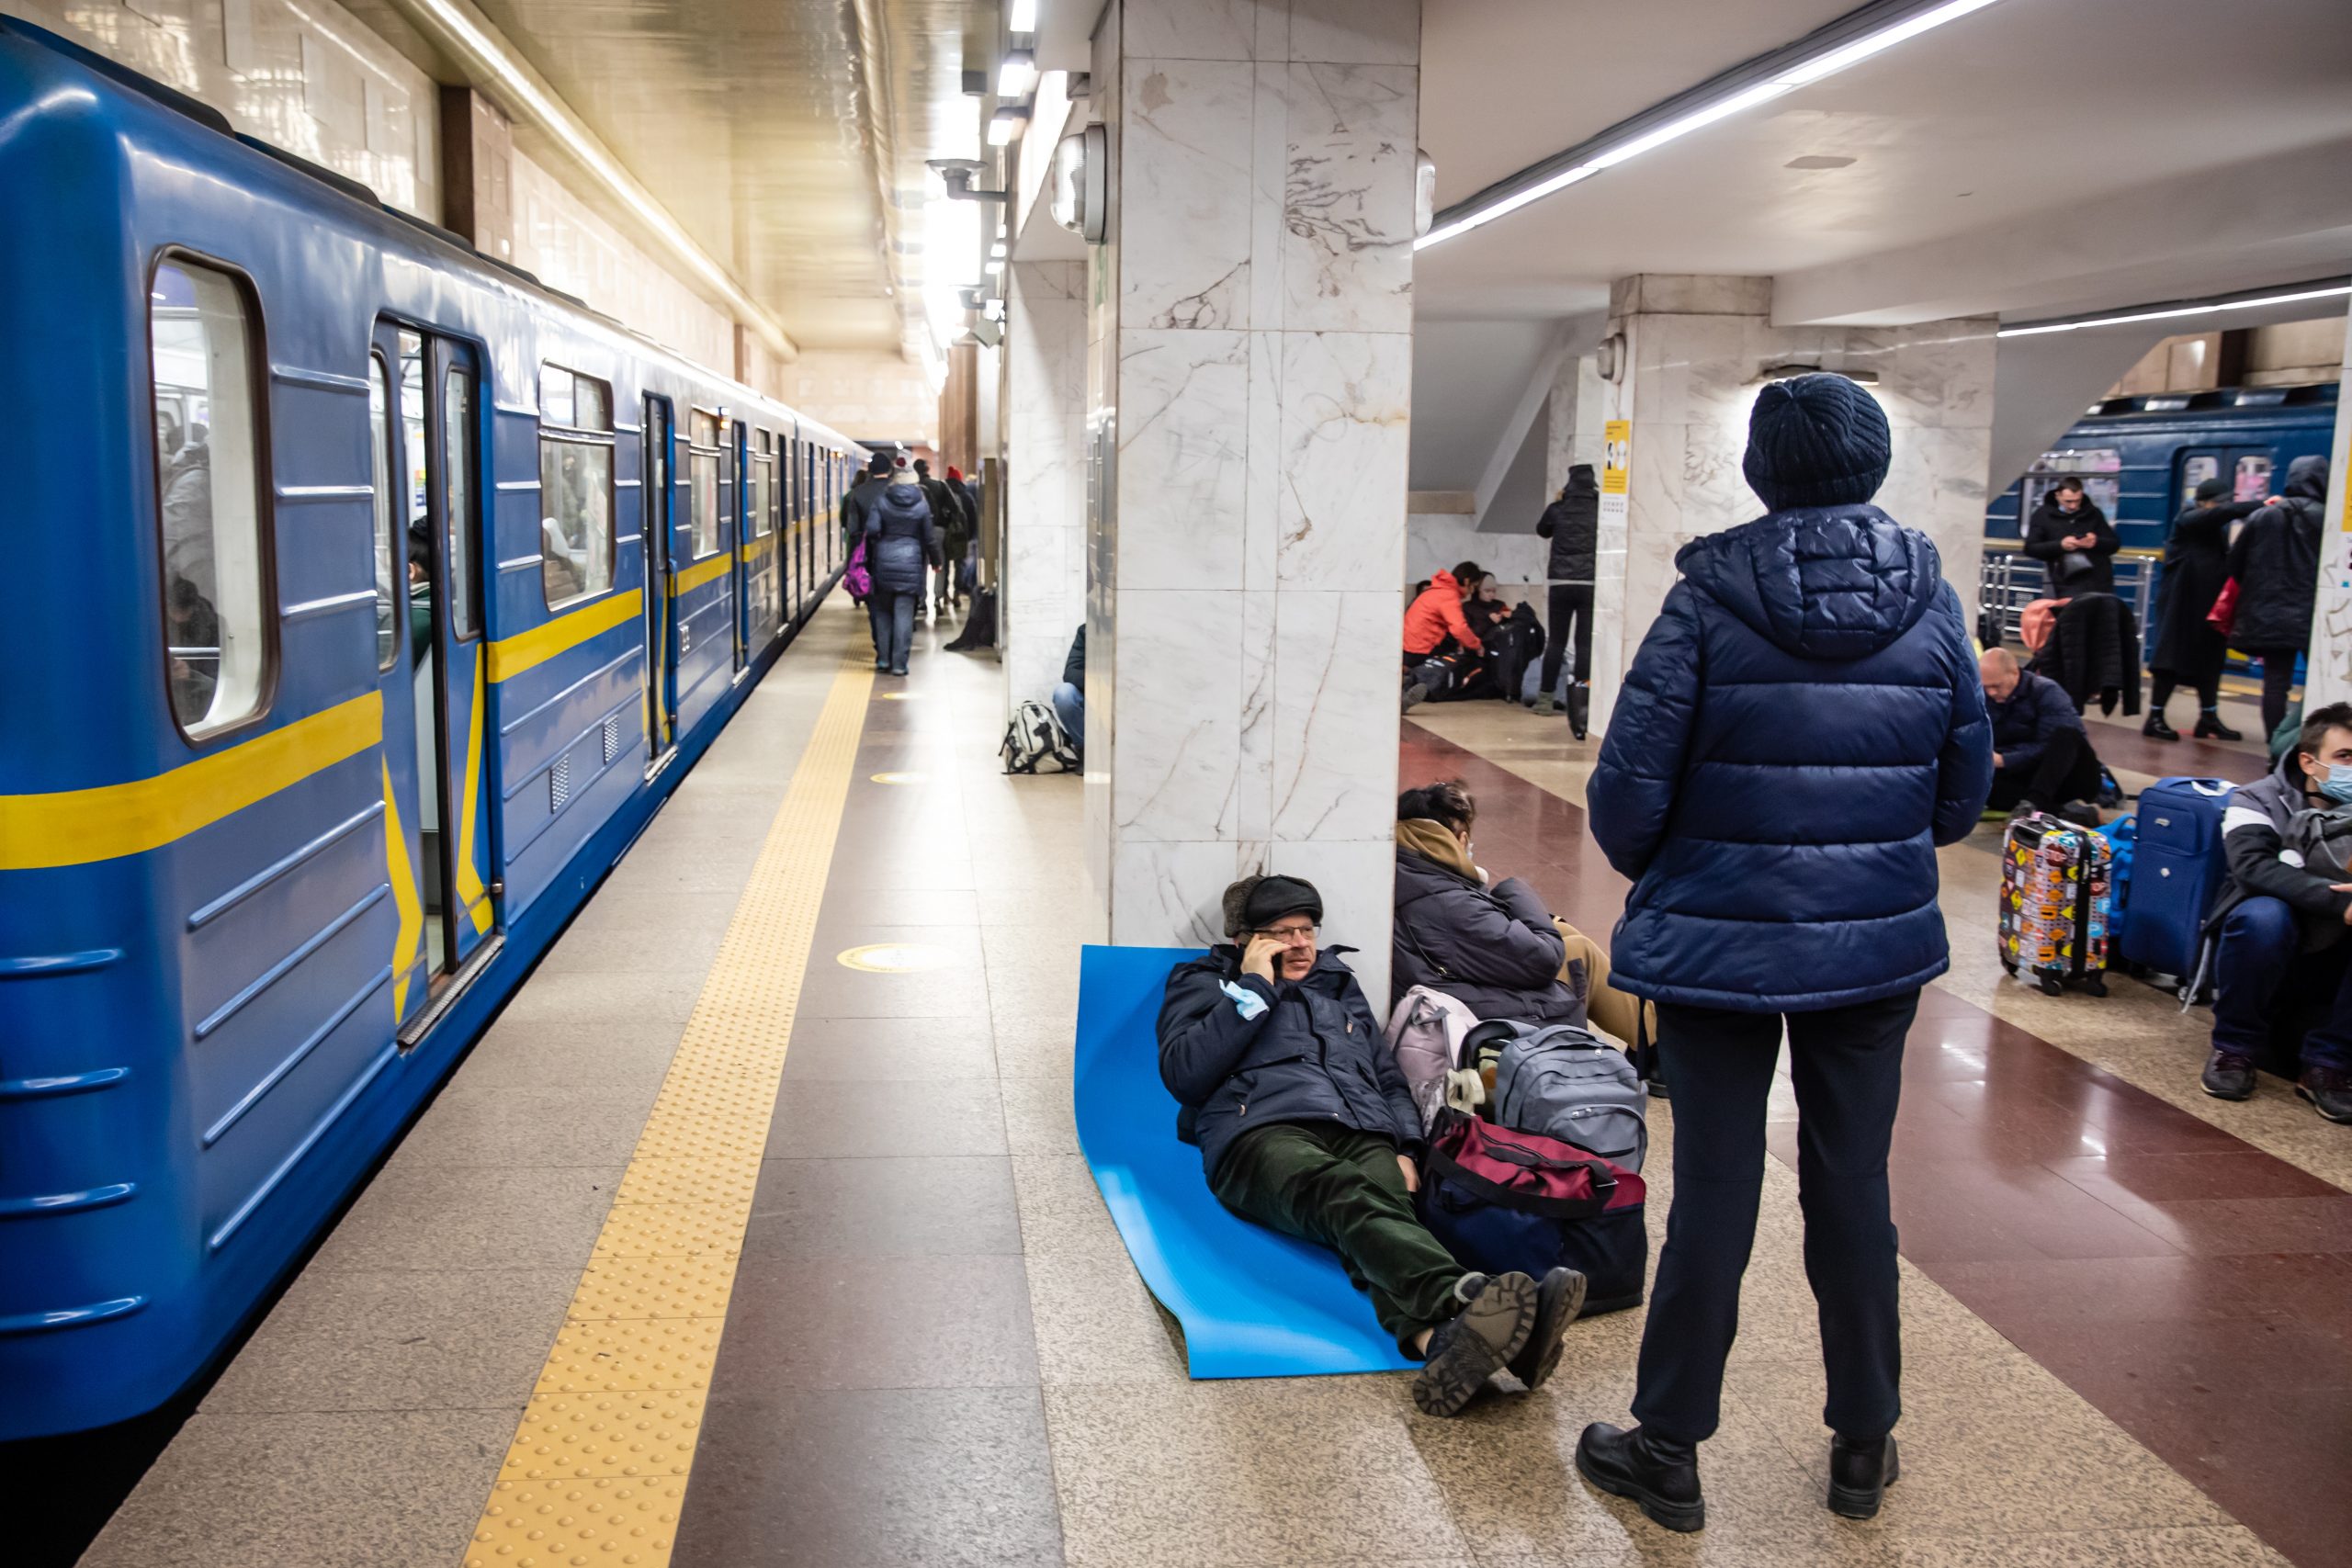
[1405,563,1485,660]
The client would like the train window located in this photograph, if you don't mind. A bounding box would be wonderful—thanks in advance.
[752,429,775,537]
[151,257,271,739]
[718,418,736,548]
[2235,454,2274,502]
[688,411,720,558]
[445,367,481,636]
[537,364,615,608]
[2022,446,2121,524]
[368,355,398,670]
[2181,454,2219,497]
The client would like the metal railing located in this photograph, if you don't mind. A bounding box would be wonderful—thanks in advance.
[1977,546,2160,657]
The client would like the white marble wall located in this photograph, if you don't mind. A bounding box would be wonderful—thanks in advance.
[1002,261,1091,715]
[1087,0,1420,1002]
[1588,275,1997,739]
[2301,310,2352,710]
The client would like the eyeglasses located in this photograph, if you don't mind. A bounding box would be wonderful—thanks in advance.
[1252,925,1318,944]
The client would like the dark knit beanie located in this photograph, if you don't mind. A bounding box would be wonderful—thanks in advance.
[1221,874,1323,938]
[2194,477,2229,502]
[1742,373,1891,512]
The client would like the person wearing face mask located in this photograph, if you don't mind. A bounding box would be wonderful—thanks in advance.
[2199,703,2352,1123]
[1156,874,1585,1416]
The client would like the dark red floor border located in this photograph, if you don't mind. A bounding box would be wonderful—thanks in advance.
[1403,721,2352,1568]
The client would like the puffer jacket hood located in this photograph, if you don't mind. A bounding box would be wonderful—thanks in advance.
[1675,504,1939,662]
[1586,502,1994,1012]
[2284,452,2328,500]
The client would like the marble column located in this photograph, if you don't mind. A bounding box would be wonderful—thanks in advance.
[1083,0,1420,1001]
[1588,274,1996,739]
[2300,309,2352,710]
[1002,260,1090,717]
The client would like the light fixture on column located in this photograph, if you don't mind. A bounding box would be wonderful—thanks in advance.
[1419,0,2007,250]
[1753,362,1880,385]
[1050,123,1110,243]
[987,107,1028,147]
[1008,0,1038,32]
[997,48,1037,98]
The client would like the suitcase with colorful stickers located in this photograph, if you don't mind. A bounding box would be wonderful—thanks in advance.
[1997,811,2112,997]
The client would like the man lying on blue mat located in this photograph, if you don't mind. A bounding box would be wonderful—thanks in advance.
[1156,873,1586,1416]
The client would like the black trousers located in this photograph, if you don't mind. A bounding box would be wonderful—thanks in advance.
[1632,990,1916,1445]
[1538,583,1594,696]
[1985,725,2103,813]
[2250,649,2301,739]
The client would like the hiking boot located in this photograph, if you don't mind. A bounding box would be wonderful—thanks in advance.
[2195,714,2245,741]
[2201,1051,2256,1101]
[1402,682,1430,713]
[1533,694,1557,716]
[1412,1272,1536,1417]
[1827,1433,1899,1519]
[1576,1423,1703,1533]
[2297,1067,2352,1124]
[2143,714,2179,741]
[1507,1267,1588,1392]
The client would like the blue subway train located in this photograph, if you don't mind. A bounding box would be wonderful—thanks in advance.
[1984,381,2338,549]
[0,20,861,1439]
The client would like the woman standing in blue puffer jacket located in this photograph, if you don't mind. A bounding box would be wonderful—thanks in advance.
[1573,375,1993,1535]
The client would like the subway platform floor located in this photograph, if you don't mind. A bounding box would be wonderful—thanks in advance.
[65,603,2349,1568]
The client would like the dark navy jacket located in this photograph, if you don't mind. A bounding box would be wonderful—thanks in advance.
[863,480,939,596]
[1984,669,2084,773]
[1157,946,1420,1180]
[1586,505,1994,1012]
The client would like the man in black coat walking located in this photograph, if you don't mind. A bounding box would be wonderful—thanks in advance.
[2022,477,2120,597]
[1534,465,1599,736]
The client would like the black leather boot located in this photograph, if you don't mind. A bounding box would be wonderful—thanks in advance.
[1576,1423,1703,1532]
[2143,713,2179,741]
[1566,681,1590,740]
[1827,1433,1899,1519]
[2195,712,2245,741]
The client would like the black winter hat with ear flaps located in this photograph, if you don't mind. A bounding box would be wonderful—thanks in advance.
[1220,874,1323,940]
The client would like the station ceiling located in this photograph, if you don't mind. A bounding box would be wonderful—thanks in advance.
[1419,0,2352,325]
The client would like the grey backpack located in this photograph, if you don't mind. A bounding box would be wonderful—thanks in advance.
[1491,1022,1649,1172]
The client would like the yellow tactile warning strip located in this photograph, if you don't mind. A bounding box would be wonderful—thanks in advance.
[463,648,872,1568]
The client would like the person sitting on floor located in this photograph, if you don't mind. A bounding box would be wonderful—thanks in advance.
[1157,873,1585,1415]
[2199,702,2352,1123]
[1392,779,1649,1045]
[1978,648,2103,826]
[1052,625,1086,763]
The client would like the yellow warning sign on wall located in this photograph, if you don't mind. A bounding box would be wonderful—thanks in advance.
[1601,420,1631,495]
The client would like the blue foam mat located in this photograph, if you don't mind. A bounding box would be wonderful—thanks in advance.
[1072,943,1416,1379]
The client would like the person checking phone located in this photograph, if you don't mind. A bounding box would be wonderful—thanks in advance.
[1156,874,1583,1416]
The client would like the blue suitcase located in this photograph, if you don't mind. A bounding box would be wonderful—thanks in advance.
[2120,777,2233,980]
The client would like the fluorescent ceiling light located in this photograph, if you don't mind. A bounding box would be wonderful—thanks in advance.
[998,49,1037,97]
[986,107,1025,146]
[1418,0,2007,251]
[401,0,793,357]
[1996,280,2352,338]
[1009,0,1038,32]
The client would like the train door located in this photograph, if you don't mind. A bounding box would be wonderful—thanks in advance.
[2177,445,2276,514]
[371,323,492,1033]
[643,395,679,767]
[724,415,747,674]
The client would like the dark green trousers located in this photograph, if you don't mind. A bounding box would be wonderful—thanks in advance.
[1209,1121,1464,1348]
